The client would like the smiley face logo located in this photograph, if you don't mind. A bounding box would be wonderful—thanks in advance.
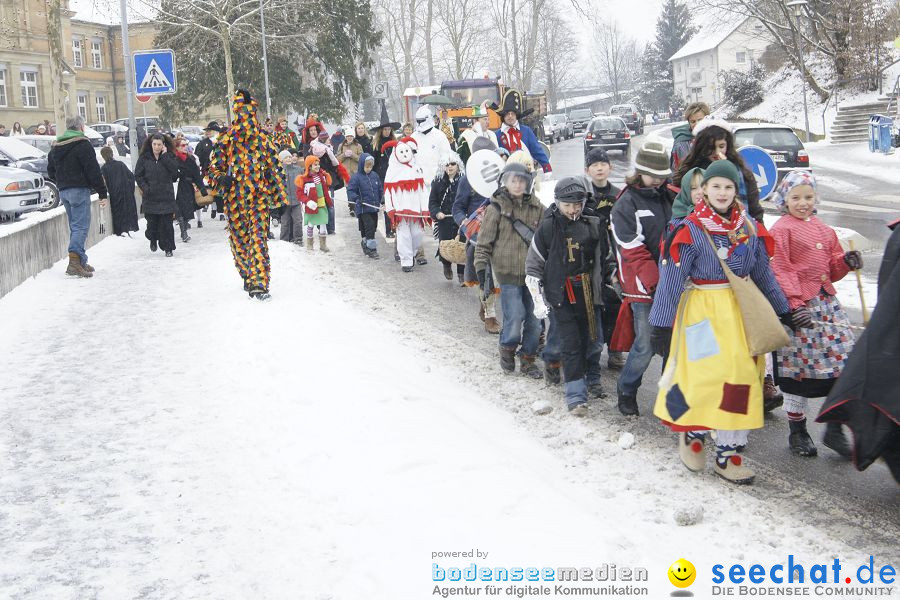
[668,558,696,588]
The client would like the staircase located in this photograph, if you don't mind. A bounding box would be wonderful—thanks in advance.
[829,93,896,143]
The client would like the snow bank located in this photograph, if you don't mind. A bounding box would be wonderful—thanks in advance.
[805,141,900,187]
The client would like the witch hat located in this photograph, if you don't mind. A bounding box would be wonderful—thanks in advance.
[372,101,401,132]
[494,89,533,119]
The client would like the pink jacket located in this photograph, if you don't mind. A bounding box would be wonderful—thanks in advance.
[770,215,849,310]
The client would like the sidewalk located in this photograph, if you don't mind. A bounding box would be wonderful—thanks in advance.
[805,141,900,189]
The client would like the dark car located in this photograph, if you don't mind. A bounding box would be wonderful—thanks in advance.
[0,137,60,209]
[583,116,631,158]
[609,104,644,134]
[732,123,810,183]
[567,108,595,135]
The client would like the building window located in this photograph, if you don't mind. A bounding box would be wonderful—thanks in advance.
[676,63,681,74]
[691,87,703,96]
[77,92,88,119]
[91,40,103,69]
[0,68,7,107]
[736,52,746,64]
[95,95,106,122]
[20,70,38,107]
[72,39,83,68]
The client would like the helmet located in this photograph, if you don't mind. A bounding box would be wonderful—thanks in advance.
[499,161,534,194]
[554,176,591,219]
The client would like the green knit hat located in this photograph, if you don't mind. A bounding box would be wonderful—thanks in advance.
[702,160,740,186]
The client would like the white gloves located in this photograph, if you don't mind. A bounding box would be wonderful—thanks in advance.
[525,275,549,319]
[306,200,318,211]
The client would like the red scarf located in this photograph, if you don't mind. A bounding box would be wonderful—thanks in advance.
[501,125,522,152]
[687,201,749,259]
[176,150,189,161]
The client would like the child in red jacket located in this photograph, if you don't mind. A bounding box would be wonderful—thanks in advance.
[294,155,333,252]
[770,171,860,458]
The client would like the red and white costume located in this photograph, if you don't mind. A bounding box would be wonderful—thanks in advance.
[383,136,431,268]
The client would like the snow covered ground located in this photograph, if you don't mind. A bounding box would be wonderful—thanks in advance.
[804,141,900,188]
[0,219,893,599]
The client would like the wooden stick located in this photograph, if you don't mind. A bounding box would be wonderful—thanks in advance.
[849,240,869,325]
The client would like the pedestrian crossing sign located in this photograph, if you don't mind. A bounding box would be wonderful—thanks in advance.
[133,50,177,95]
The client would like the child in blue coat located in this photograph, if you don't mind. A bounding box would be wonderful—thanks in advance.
[347,153,383,259]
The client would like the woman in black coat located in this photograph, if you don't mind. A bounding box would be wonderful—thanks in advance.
[134,133,180,256]
[429,153,465,282]
[99,146,139,236]
[173,138,206,242]
[372,125,396,238]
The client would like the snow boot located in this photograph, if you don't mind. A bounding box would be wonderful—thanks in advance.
[65,252,92,278]
[519,354,542,379]
[588,382,607,399]
[569,403,588,417]
[544,361,561,385]
[484,317,501,335]
[178,218,190,242]
[402,266,413,272]
[443,262,453,280]
[764,375,783,412]
[248,286,271,301]
[714,453,755,485]
[319,235,329,253]
[679,432,706,473]
[306,236,314,251]
[81,260,95,273]
[360,239,367,255]
[788,419,818,457]
[617,392,639,416]
[165,250,173,257]
[607,351,626,370]
[499,346,516,373]
[150,239,158,252]
[822,422,852,459]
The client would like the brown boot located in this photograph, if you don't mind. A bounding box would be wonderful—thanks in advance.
[65,252,92,278]
[519,354,542,379]
[484,317,501,334]
[81,261,95,273]
[319,235,329,253]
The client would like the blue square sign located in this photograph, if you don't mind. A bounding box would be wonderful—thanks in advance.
[133,50,177,95]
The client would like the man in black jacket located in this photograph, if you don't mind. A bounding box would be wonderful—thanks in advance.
[47,115,108,278]
[195,122,223,219]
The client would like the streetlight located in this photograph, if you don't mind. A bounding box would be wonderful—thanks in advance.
[786,0,810,142]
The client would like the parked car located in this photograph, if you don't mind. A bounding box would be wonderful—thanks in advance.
[0,165,54,221]
[114,116,161,135]
[609,104,644,134]
[732,122,810,182]
[177,125,204,137]
[567,108,595,135]
[583,116,631,159]
[644,122,677,156]
[542,113,572,143]
[0,137,60,210]
[90,122,129,141]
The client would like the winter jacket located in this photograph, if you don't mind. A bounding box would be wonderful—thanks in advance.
[452,174,488,226]
[174,152,206,220]
[526,204,614,308]
[429,172,462,241]
[195,136,215,173]
[134,150,180,214]
[770,215,849,310]
[356,133,373,157]
[329,133,345,153]
[337,139,363,175]
[346,153,383,215]
[283,162,302,207]
[610,182,675,302]
[47,131,107,198]
[474,187,544,286]
[294,170,333,214]
[373,137,393,185]
[496,122,550,170]
[586,180,621,222]
[100,159,138,235]
[669,123,693,171]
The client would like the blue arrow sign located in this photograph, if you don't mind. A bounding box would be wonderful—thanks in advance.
[134,50,177,95]
[737,144,778,200]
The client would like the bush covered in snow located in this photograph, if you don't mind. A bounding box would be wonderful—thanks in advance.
[717,64,766,117]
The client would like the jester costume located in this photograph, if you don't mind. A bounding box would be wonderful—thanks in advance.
[208,90,288,299]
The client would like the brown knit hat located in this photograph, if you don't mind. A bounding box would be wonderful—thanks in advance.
[634,141,672,177]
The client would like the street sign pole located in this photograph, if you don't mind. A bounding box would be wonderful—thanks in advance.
[119,0,138,167]
[259,0,272,119]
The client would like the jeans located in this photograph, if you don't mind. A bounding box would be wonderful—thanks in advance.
[60,187,92,263]
[326,204,335,234]
[499,284,541,356]
[617,301,653,397]
[543,303,604,385]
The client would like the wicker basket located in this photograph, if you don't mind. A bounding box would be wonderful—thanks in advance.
[439,234,467,264]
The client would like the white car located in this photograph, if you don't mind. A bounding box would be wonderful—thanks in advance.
[0,166,54,220]
[644,123,678,156]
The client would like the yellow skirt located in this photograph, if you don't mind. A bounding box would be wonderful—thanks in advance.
[653,284,765,431]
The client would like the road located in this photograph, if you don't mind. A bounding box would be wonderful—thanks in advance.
[322,134,899,560]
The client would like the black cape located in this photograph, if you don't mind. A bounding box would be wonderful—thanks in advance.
[817,222,900,482]
[100,160,139,235]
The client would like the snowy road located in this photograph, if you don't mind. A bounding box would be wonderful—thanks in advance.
[1,205,896,598]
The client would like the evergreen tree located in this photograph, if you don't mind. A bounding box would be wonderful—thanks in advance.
[638,0,696,112]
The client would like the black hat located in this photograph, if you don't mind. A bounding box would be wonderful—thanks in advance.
[494,89,533,119]
[372,102,401,132]
[554,176,592,204]
[584,147,610,167]
[204,121,223,132]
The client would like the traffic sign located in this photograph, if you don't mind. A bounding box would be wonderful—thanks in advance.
[133,50,177,95]
[373,81,389,100]
[737,144,778,200]
[136,95,151,104]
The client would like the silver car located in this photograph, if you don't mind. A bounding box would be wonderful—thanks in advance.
[0,166,53,220]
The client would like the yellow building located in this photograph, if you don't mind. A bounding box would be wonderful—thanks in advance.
[0,0,222,130]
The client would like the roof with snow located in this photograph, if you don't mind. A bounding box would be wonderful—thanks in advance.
[668,11,748,62]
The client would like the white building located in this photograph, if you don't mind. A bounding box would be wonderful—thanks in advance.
[669,12,773,107]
